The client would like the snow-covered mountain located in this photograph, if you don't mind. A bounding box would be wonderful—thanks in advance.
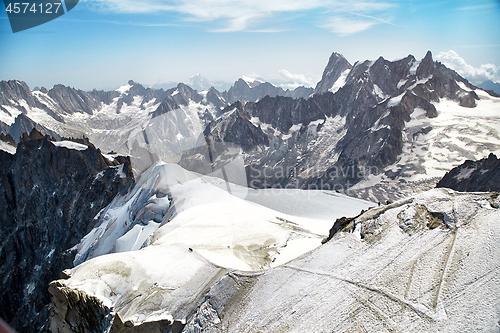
[183,189,500,332]
[0,77,312,175]
[1,51,499,200]
[184,74,231,92]
[1,50,500,333]
[204,51,500,202]
[49,160,374,331]
[49,187,500,332]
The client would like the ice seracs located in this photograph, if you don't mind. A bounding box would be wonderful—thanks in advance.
[51,161,374,330]
[75,161,375,270]
[50,187,500,332]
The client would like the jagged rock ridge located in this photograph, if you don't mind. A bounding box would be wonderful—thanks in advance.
[203,51,497,203]
[0,129,134,333]
[436,153,500,192]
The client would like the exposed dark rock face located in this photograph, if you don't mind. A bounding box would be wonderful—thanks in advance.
[222,79,313,105]
[48,85,103,115]
[0,133,16,146]
[204,102,269,152]
[48,281,112,333]
[206,87,227,110]
[204,51,483,193]
[8,113,61,143]
[314,51,353,94]
[0,129,134,333]
[0,80,37,108]
[150,83,203,118]
[436,153,500,192]
[88,89,120,105]
[115,80,170,112]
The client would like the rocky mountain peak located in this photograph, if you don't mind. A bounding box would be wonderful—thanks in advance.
[19,127,45,142]
[416,50,434,79]
[314,51,353,94]
[48,84,102,115]
[0,129,135,332]
[0,79,37,109]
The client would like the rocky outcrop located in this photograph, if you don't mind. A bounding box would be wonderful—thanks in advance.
[0,133,16,146]
[478,80,500,95]
[150,83,203,118]
[48,281,112,333]
[436,153,500,192]
[204,102,269,152]
[0,129,134,333]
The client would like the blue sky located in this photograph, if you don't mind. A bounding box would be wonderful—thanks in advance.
[1,0,499,91]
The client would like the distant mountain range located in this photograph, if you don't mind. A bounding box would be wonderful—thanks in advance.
[1,51,499,204]
[478,80,500,95]
[1,50,499,333]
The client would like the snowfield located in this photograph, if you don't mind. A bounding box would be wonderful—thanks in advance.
[183,189,500,332]
[75,162,375,270]
[52,186,500,332]
[54,162,374,328]
[51,140,88,151]
[350,84,500,203]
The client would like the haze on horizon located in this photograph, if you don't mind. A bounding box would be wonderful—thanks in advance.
[0,0,499,91]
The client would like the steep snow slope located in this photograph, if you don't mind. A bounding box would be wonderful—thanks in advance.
[183,189,500,332]
[50,188,500,332]
[50,162,374,330]
[75,162,375,270]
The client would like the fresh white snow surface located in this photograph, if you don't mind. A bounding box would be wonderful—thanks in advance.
[329,69,350,94]
[51,141,88,151]
[59,162,374,327]
[183,189,500,332]
[0,141,16,154]
[75,162,374,270]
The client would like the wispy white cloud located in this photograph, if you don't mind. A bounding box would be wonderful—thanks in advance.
[82,0,396,34]
[456,4,497,11]
[322,16,378,36]
[59,17,180,27]
[241,70,318,89]
[277,70,317,88]
[436,50,499,84]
